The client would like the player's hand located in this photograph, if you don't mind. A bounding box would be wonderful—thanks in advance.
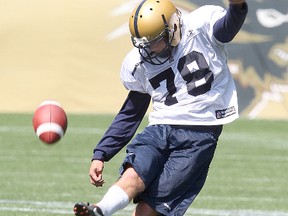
[89,160,105,187]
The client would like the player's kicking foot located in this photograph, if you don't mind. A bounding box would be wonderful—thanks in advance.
[74,202,104,216]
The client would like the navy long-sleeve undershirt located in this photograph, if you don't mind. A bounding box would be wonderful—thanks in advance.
[92,3,248,162]
[213,3,248,43]
[92,91,151,161]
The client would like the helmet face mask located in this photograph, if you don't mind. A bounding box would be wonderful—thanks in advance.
[132,27,175,65]
[129,0,182,65]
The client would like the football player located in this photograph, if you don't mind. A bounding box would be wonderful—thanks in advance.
[74,0,248,215]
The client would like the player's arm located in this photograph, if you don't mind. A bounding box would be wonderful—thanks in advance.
[213,0,248,43]
[92,91,151,162]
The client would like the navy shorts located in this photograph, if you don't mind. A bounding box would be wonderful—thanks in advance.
[120,124,223,216]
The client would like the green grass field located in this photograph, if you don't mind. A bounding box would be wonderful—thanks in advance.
[0,113,288,216]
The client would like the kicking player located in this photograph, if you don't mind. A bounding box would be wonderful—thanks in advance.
[74,0,248,215]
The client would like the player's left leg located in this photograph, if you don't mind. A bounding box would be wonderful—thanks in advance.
[132,201,158,216]
[136,125,223,215]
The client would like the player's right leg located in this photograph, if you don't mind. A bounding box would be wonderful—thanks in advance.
[74,202,104,216]
[74,166,146,216]
[74,125,165,216]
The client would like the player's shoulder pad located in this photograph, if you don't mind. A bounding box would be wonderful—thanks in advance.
[121,48,141,81]
[120,48,145,92]
[185,5,226,24]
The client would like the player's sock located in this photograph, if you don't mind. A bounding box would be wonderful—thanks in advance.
[96,185,129,216]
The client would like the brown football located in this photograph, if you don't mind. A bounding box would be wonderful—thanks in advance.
[32,100,68,144]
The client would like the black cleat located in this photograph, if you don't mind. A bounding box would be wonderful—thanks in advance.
[74,202,104,216]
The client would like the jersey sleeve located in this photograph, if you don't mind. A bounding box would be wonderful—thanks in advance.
[120,48,146,93]
[185,5,227,43]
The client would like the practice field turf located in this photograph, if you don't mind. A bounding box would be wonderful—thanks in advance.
[0,113,288,216]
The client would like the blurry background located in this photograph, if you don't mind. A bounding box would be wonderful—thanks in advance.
[0,0,287,118]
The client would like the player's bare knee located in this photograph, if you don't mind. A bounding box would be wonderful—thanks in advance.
[126,167,144,187]
[120,166,145,193]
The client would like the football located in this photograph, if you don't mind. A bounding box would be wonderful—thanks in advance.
[32,100,68,144]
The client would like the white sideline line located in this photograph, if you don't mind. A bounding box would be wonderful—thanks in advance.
[0,200,288,216]
[0,199,74,206]
[0,207,71,214]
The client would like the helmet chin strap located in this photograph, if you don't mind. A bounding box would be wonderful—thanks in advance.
[158,47,171,58]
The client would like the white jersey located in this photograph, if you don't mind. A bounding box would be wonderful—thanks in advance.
[120,5,239,126]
